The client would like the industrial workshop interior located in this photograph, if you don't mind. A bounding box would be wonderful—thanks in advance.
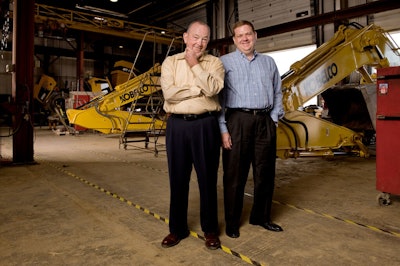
[1,0,400,265]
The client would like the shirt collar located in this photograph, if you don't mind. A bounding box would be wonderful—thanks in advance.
[235,49,258,61]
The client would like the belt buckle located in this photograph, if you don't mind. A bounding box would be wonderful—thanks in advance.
[241,108,252,114]
[183,114,196,121]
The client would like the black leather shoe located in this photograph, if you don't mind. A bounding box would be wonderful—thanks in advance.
[161,232,189,248]
[260,222,283,232]
[226,227,240,238]
[204,233,221,250]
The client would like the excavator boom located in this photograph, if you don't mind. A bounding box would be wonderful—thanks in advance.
[66,64,164,134]
[277,23,400,159]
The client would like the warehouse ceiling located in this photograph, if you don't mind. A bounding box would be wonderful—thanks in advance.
[35,0,209,28]
[30,0,209,76]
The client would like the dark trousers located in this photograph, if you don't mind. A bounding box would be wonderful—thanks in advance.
[166,115,221,237]
[222,110,277,229]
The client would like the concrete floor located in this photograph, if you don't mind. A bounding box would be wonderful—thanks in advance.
[0,127,399,266]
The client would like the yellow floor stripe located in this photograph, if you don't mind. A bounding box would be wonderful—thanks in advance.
[273,200,400,238]
[42,160,266,266]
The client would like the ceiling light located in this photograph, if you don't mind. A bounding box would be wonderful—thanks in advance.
[110,0,118,2]
[94,17,107,22]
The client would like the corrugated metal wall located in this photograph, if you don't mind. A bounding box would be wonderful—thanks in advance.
[347,0,400,32]
[237,0,315,52]
[238,0,312,29]
[369,9,400,32]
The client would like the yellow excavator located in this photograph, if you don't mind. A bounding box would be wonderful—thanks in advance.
[33,74,69,129]
[33,74,112,131]
[65,31,178,139]
[277,22,400,159]
[66,64,164,134]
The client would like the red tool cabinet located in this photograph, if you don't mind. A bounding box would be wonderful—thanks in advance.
[376,66,400,205]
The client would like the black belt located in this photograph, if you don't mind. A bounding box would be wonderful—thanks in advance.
[228,108,271,115]
[170,111,216,121]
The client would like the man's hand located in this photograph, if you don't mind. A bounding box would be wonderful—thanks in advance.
[221,132,232,150]
[185,47,201,67]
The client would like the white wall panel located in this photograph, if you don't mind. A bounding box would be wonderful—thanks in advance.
[348,0,366,6]
[237,0,314,52]
[369,9,400,32]
[256,28,314,53]
[238,0,312,29]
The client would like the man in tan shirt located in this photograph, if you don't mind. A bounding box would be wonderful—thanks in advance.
[160,20,224,250]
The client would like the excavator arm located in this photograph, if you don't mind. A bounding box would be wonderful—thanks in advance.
[66,64,164,134]
[277,23,400,159]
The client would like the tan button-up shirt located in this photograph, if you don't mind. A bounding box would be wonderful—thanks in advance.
[161,51,225,114]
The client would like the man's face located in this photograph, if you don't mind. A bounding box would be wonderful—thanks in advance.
[183,23,210,53]
[233,24,257,55]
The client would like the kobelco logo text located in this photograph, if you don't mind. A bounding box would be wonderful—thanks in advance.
[301,62,339,97]
[119,86,149,103]
[325,63,338,79]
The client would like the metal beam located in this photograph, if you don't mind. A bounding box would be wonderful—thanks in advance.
[33,4,182,46]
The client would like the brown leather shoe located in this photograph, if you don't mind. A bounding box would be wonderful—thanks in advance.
[204,233,221,250]
[161,233,184,248]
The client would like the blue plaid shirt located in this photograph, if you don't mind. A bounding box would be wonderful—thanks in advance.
[218,49,284,133]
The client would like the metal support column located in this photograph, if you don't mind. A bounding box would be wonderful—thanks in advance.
[77,32,85,91]
[11,0,35,164]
